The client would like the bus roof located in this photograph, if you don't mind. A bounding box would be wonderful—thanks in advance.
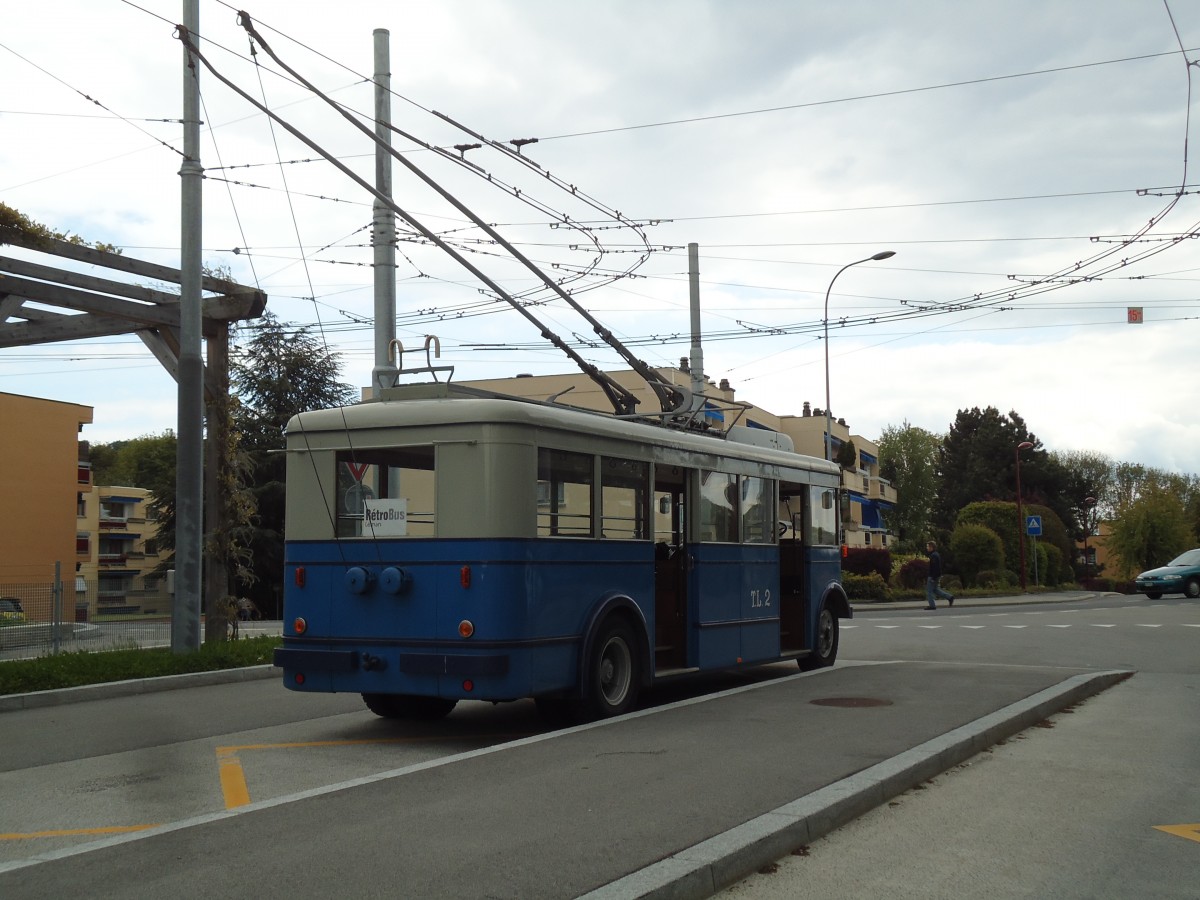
[287,387,840,482]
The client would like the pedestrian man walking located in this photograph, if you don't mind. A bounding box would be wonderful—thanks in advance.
[925,540,955,610]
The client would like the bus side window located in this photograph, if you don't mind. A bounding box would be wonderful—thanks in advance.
[698,470,737,542]
[537,448,593,537]
[600,457,649,540]
[740,476,775,544]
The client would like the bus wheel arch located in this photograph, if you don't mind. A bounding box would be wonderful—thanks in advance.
[799,585,846,671]
[579,597,650,718]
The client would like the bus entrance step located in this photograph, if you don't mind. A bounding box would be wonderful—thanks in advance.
[653,666,700,678]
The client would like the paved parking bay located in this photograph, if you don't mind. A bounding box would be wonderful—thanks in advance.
[0,659,1124,899]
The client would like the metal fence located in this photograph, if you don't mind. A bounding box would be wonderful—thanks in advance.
[0,565,278,661]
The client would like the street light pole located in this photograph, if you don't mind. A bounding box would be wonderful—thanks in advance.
[1082,496,1097,582]
[823,250,896,462]
[1015,440,1034,591]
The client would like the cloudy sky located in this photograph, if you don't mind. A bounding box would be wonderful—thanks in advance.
[3,0,1199,475]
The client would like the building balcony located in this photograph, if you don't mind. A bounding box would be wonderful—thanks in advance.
[98,554,128,567]
[867,478,895,502]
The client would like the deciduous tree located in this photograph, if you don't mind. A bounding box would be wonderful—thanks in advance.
[877,421,940,549]
[1106,481,1196,577]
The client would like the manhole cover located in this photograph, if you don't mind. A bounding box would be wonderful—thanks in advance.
[810,697,893,708]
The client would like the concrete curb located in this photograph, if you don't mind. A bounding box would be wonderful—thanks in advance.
[580,668,1132,900]
[0,664,280,713]
[851,590,1113,613]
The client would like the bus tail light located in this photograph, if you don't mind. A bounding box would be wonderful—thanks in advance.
[294,617,307,635]
[295,566,306,588]
[295,673,306,686]
[460,565,471,589]
[463,680,474,692]
[458,619,474,638]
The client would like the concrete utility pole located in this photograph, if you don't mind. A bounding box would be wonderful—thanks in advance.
[174,0,203,652]
[371,28,398,394]
[687,243,705,413]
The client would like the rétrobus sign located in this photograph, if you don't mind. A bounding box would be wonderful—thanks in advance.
[364,499,408,536]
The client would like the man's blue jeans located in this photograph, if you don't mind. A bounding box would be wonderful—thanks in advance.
[926,577,953,608]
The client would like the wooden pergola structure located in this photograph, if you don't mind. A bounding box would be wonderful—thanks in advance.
[0,231,267,640]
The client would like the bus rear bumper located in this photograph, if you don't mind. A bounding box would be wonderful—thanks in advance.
[273,646,509,677]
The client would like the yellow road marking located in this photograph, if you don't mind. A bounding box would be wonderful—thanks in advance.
[214,734,529,810]
[0,824,158,841]
[1154,824,1200,844]
[217,754,252,809]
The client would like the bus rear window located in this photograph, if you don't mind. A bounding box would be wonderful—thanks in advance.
[336,447,435,538]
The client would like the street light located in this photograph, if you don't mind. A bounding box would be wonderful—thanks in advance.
[1015,440,1034,591]
[823,250,896,462]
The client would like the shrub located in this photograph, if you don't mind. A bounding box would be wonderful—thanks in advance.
[976,569,1009,589]
[843,547,892,581]
[842,571,890,601]
[896,557,929,590]
[1082,576,1128,592]
[1041,543,1065,587]
[0,635,280,695]
[949,523,1005,587]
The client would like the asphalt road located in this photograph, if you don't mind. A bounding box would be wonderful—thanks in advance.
[718,594,1200,899]
[1,591,1191,898]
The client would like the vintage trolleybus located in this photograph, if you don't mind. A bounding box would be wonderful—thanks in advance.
[273,383,849,721]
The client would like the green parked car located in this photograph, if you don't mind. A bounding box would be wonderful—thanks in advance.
[1135,549,1200,599]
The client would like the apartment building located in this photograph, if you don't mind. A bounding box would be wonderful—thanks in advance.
[0,392,93,614]
[76,485,167,619]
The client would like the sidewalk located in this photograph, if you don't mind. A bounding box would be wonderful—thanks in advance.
[851,589,1106,613]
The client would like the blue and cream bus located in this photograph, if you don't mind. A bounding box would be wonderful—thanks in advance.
[273,384,849,722]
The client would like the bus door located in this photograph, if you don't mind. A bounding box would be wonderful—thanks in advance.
[652,465,688,671]
[778,489,808,652]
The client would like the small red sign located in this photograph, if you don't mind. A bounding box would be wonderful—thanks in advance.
[346,462,370,482]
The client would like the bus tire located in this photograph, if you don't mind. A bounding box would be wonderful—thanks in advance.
[583,617,641,719]
[799,600,839,671]
[362,693,457,720]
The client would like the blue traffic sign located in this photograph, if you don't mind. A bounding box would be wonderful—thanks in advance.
[1025,515,1043,536]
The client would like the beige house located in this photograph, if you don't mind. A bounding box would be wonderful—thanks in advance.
[0,392,93,616]
[453,366,896,549]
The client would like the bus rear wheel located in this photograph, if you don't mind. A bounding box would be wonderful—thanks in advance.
[799,602,839,671]
[583,618,641,719]
[362,693,457,720]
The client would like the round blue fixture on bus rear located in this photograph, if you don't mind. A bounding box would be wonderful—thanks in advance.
[345,566,375,594]
[380,566,411,595]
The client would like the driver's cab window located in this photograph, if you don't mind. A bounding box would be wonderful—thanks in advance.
[807,485,838,546]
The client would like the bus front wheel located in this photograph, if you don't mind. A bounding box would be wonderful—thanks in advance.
[583,618,641,719]
[799,602,839,671]
[362,693,457,720]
